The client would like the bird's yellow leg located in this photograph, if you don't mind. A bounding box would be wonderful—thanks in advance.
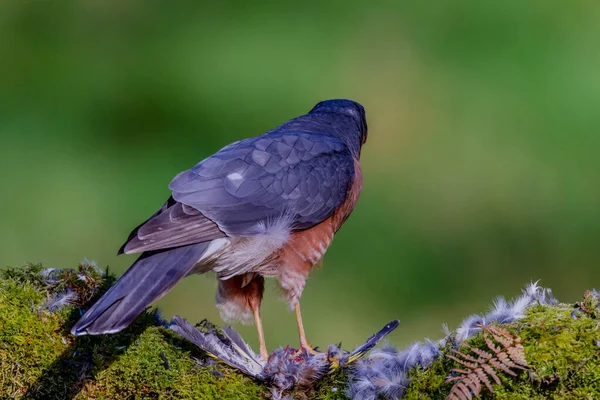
[252,305,269,361]
[295,303,319,355]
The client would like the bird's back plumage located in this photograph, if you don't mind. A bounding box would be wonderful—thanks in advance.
[170,131,355,236]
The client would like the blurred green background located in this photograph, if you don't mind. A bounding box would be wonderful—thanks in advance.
[1,1,599,352]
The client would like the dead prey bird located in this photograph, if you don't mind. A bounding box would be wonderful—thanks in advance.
[170,316,399,393]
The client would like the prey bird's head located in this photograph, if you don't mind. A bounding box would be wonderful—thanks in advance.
[307,99,368,157]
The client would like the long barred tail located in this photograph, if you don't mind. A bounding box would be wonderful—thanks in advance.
[71,242,209,336]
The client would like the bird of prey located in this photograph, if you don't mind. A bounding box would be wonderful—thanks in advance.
[71,99,368,360]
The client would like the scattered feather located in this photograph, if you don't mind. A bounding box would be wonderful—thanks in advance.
[486,297,515,324]
[456,314,485,343]
[347,282,556,400]
[42,289,77,312]
[160,352,170,370]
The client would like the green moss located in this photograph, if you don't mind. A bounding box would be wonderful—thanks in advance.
[404,302,600,399]
[79,328,267,399]
[3,263,599,399]
[311,369,349,400]
[0,265,345,399]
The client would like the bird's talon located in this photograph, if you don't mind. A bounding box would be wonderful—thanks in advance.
[294,344,320,357]
[305,346,320,356]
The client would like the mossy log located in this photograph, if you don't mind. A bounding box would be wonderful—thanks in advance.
[1,264,598,399]
[404,301,600,399]
[0,264,345,400]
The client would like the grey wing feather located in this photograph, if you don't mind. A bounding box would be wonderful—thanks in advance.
[348,320,400,361]
[120,197,226,254]
[169,316,265,378]
[221,326,259,362]
[170,132,355,236]
[72,243,209,335]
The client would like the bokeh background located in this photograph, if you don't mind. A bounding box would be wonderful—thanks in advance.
[1,1,599,352]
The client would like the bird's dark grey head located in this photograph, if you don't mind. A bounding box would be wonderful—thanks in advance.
[308,99,368,157]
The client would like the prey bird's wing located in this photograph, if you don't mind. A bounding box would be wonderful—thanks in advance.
[169,316,265,379]
[347,320,400,364]
[170,131,355,237]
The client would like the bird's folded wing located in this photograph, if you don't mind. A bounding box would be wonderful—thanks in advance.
[121,131,355,254]
[170,131,355,236]
[120,198,226,254]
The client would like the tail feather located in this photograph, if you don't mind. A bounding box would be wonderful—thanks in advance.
[71,242,209,336]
